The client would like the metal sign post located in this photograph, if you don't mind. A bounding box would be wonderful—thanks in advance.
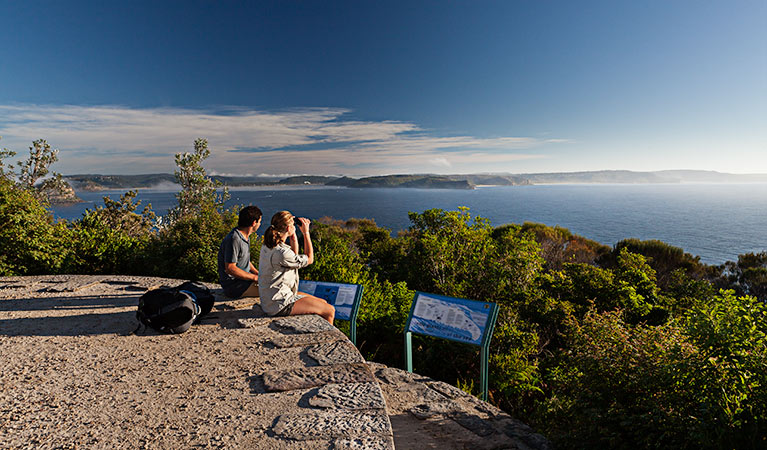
[298,280,364,346]
[404,291,499,401]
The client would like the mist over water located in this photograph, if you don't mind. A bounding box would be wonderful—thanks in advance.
[53,183,767,265]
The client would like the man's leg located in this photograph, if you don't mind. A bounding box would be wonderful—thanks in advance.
[290,294,335,324]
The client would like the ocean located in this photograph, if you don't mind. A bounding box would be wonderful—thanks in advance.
[51,183,767,265]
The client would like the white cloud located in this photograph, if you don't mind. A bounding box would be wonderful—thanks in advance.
[430,157,452,168]
[0,104,564,175]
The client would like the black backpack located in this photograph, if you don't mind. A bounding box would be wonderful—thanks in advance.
[136,281,215,334]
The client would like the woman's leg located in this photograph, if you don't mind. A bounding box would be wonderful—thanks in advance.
[290,294,335,324]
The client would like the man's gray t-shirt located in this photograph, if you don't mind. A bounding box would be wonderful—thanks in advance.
[218,228,252,295]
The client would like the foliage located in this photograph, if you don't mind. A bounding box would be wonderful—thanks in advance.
[681,290,767,447]
[536,248,660,325]
[403,207,543,302]
[516,222,610,269]
[613,238,712,289]
[716,252,767,301]
[16,139,59,191]
[541,290,767,449]
[541,309,703,449]
[0,177,67,275]
[146,204,238,282]
[0,137,17,178]
[386,208,545,407]
[132,137,239,281]
[62,191,155,275]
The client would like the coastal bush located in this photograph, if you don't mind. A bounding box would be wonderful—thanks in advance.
[540,309,703,449]
[538,289,767,449]
[141,137,238,281]
[403,207,543,302]
[716,252,767,301]
[1,139,74,203]
[612,238,712,290]
[515,222,610,269]
[0,177,67,275]
[371,208,547,402]
[62,191,155,275]
[146,206,239,282]
[681,290,767,447]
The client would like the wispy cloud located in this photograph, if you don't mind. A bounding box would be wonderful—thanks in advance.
[0,104,565,175]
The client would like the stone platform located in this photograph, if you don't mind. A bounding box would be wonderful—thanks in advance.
[0,275,549,449]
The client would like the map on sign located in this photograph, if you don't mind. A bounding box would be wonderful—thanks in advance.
[299,280,358,321]
[407,293,492,346]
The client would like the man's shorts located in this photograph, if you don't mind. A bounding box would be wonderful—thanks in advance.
[222,279,255,298]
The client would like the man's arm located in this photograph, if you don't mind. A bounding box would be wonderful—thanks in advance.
[225,262,258,282]
[249,261,259,275]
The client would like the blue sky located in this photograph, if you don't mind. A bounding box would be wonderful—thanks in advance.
[0,0,764,176]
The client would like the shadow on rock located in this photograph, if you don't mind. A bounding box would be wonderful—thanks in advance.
[0,310,140,336]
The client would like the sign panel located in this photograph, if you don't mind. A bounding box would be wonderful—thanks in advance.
[299,280,360,321]
[406,292,494,346]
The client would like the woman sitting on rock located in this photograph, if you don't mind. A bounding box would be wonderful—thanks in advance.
[258,211,335,324]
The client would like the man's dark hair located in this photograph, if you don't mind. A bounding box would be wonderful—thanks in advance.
[238,205,262,228]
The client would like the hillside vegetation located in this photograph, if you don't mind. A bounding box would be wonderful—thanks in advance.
[2,138,767,449]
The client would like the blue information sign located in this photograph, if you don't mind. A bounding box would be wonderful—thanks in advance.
[406,292,494,346]
[404,291,499,401]
[299,280,364,345]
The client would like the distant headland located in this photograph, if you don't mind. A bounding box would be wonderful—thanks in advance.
[63,170,767,191]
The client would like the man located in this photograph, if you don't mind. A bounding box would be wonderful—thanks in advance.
[218,205,262,298]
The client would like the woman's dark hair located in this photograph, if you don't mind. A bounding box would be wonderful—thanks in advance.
[238,205,262,228]
[263,211,293,249]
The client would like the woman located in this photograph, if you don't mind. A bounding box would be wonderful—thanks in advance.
[258,211,335,324]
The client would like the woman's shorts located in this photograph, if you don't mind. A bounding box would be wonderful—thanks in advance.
[274,293,306,317]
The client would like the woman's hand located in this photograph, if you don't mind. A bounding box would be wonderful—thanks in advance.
[295,217,311,234]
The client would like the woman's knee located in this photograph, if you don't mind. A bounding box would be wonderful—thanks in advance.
[291,296,333,320]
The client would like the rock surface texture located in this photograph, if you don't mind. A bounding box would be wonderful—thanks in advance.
[0,275,550,449]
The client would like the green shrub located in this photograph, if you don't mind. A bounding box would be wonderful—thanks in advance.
[541,309,703,449]
[515,222,610,269]
[62,191,155,275]
[681,290,767,447]
[540,290,767,449]
[146,205,238,281]
[0,177,67,275]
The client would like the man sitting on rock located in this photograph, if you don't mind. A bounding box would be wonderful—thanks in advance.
[218,205,262,298]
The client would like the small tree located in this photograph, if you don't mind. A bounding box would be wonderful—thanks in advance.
[169,138,229,222]
[17,139,59,190]
[151,138,235,281]
[0,138,75,202]
[0,137,17,179]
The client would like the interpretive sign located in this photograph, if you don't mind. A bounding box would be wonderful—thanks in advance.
[299,280,363,345]
[404,291,499,400]
[406,292,495,345]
